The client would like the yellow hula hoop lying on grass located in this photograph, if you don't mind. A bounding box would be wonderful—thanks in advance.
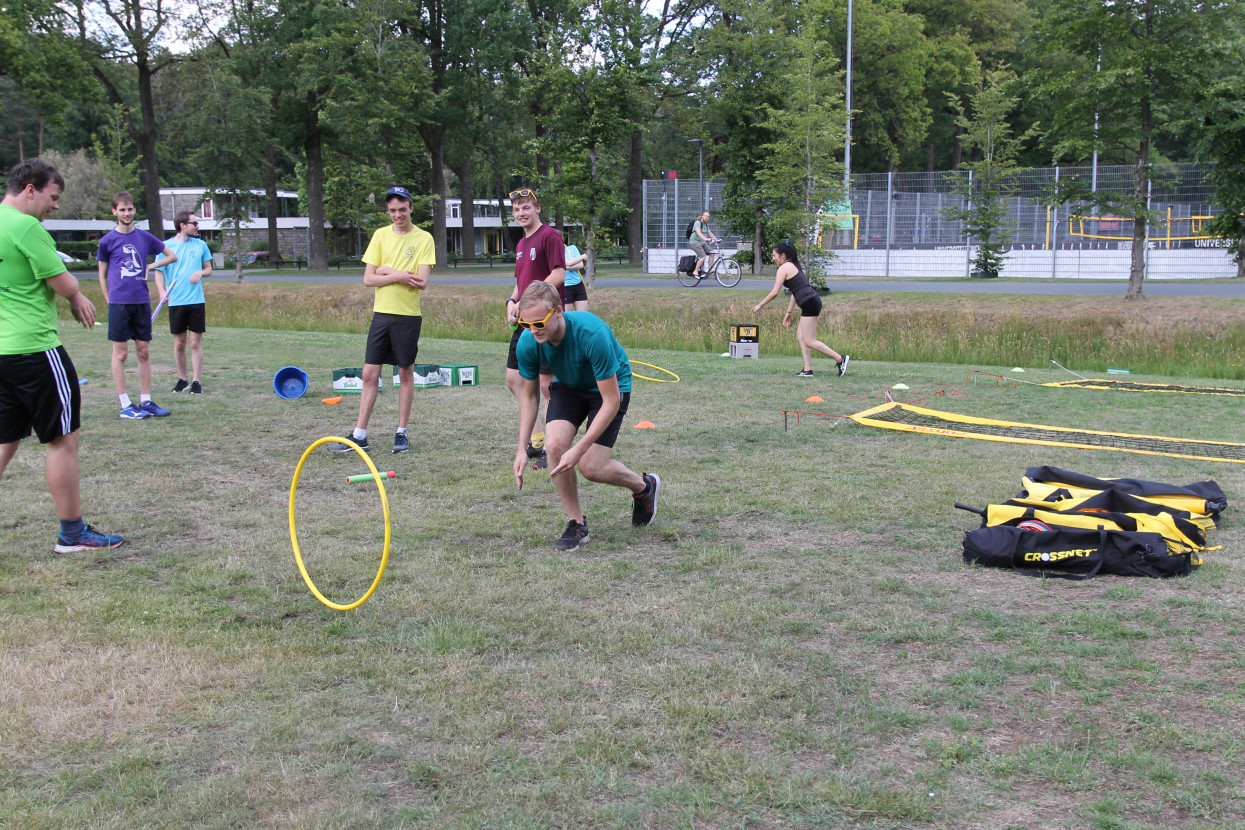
[631,361,680,383]
[289,436,392,611]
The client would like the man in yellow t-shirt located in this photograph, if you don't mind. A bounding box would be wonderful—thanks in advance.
[331,186,435,455]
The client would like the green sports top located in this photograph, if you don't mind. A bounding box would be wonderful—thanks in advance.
[0,204,65,355]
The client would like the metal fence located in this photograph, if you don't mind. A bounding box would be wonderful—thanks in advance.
[643,163,1236,279]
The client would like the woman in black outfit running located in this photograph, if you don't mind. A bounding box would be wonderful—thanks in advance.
[752,240,849,378]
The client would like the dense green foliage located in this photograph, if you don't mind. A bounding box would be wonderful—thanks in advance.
[2,0,1243,273]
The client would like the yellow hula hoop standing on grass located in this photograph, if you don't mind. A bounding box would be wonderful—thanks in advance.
[289,436,392,611]
[631,361,680,383]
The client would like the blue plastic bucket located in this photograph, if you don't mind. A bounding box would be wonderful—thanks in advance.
[273,366,309,399]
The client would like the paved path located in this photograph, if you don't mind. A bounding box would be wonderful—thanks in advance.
[229,272,1245,298]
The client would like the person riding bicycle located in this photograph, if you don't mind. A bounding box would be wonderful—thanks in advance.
[688,211,719,278]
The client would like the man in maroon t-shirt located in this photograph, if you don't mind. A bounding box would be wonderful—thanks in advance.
[505,187,566,468]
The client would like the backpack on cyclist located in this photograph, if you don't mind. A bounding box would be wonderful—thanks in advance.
[677,254,697,275]
[685,218,697,240]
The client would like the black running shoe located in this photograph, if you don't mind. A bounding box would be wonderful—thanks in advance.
[555,518,590,551]
[329,432,370,453]
[797,369,814,377]
[631,473,661,527]
[527,443,548,469]
[172,378,189,393]
[189,381,203,394]
[392,431,410,454]
[837,355,850,377]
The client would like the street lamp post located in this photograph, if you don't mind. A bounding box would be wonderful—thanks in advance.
[688,138,705,211]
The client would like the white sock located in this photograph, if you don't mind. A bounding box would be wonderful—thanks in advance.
[140,394,152,404]
[119,394,132,409]
[352,428,367,440]
[395,427,407,435]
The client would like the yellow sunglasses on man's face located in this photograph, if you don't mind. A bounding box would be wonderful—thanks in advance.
[517,307,557,330]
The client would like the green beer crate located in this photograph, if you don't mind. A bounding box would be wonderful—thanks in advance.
[438,364,478,387]
[393,364,443,389]
[332,368,382,394]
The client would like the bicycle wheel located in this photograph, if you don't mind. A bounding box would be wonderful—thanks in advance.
[677,270,701,287]
[716,258,742,287]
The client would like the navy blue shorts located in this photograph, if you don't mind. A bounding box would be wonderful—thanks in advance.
[546,383,630,449]
[0,346,81,444]
[108,302,153,342]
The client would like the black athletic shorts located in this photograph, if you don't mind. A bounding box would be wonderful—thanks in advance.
[506,326,553,374]
[0,346,81,444]
[169,303,206,335]
[365,313,421,367]
[797,294,823,318]
[564,282,589,304]
[108,302,153,342]
[546,382,630,449]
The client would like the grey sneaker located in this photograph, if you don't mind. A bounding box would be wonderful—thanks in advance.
[555,518,590,551]
[329,432,370,453]
[837,355,850,377]
[392,431,410,454]
[631,473,661,527]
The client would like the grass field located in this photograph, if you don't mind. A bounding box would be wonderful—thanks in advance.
[3,289,1244,828]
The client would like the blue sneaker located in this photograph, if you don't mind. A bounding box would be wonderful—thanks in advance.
[54,524,124,553]
[120,404,150,419]
[140,400,171,417]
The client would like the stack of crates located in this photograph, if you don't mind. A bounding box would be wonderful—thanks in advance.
[729,324,759,359]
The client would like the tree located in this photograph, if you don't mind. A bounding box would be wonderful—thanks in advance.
[941,68,1037,278]
[68,0,181,238]
[705,0,799,273]
[755,26,847,263]
[41,148,119,218]
[188,55,271,280]
[1029,0,1245,299]
[1197,82,1245,278]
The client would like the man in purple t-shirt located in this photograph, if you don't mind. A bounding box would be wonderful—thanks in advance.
[504,187,566,468]
[96,192,178,420]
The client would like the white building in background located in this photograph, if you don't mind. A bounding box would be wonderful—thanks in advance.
[42,187,585,261]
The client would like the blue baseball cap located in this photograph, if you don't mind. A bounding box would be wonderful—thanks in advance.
[385,186,413,201]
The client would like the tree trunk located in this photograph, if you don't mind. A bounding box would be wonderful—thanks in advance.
[753,212,765,274]
[136,55,164,239]
[304,104,328,271]
[627,129,643,264]
[264,144,282,263]
[1125,111,1152,300]
[458,154,475,258]
[585,147,598,288]
[418,123,448,266]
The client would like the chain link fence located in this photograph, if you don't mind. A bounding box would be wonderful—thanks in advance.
[643,163,1236,279]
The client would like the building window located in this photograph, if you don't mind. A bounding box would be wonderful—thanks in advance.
[201,199,213,219]
[451,204,459,219]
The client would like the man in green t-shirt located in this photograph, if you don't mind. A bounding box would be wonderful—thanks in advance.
[0,159,124,553]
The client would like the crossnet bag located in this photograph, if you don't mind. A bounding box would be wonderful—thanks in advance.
[962,525,1194,580]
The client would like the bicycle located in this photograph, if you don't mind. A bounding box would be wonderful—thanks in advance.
[678,243,742,287]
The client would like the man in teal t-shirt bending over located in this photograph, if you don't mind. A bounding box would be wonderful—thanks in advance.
[512,281,660,552]
[0,158,123,552]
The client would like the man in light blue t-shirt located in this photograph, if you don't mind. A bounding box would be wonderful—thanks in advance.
[153,211,213,394]
[512,281,660,552]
